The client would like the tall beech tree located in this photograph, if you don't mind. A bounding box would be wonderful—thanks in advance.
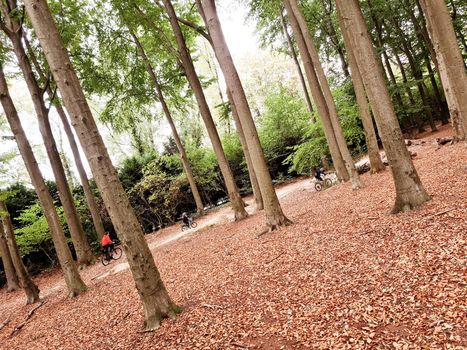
[286,0,362,190]
[340,23,385,174]
[129,30,205,215]
[24,35,106,239]
[162,0,248,221]
[279,9,314,116]
[0,62,87,297]
[0,215,19,292]
[336,0,431,213]
[226,89,264,211]
[0,200,40,304]
[418,0,467,141]
[198,0,291,229]
[0,2,94,266]
[23,0,177,329]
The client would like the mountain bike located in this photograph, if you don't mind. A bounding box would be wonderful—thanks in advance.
[314,174,334,191]
[181,217,198,231]
[101,241,123,266]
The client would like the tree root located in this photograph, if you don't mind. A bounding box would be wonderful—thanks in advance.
[257,217,293,237]
[265,252,286,264]
[0,319,10,331]
[11,301,46,336]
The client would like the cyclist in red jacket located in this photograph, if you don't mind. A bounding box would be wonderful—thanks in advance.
[101,233,114,260]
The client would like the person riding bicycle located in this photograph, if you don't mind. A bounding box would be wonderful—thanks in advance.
[314,167,325,181]
[181,212,190,226]
[101,233,114,261]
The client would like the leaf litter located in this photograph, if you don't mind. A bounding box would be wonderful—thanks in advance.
[0,126,465,349]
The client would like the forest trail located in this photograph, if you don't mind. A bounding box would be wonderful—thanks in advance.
[1,125,465,349]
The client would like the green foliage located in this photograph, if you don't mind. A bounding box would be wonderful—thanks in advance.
[258,87,311,176]
[14,204,66,256]
[285,119,327,175]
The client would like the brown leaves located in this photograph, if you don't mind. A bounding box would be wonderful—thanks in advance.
[0,125,466,349]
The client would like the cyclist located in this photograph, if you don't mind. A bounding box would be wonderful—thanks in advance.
[314,167,325,181]
[181,212,190,227]
[101,233,114,261]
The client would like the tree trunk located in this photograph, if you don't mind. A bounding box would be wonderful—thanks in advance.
[0,63,87,297]
[318,0,350,78]
[227,89,264,211]
[0,220,19,292]
[1,19,94,267]
[387,17,438,133]
[366,1,406,110]
[199,0,290,230]
[341,25,385,174]
[24,26,106,241]
[393,53,418,132]
[448,0,467,68]
[162,0,248,221]
[425,56,450,124]
[282,0,348,182]
[24,0,177,329]
[0,201,40,304]
[131,32,205,216]
[336,0,431,213]
[405,0,447,125]
[418,0,467,141]
[287,0,363,189]
[279,9,314,117]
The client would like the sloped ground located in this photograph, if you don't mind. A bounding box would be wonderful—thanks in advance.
[0,126,465,349]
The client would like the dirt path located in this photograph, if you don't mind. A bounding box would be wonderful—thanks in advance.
[1,124,465,350]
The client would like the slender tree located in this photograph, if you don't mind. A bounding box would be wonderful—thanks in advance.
[24,0,177,329]
[279,9,314,116]
[287,0,363,189]
[0,3,95,266]
[341,24,385,173]
[162,0,248,221]
[282,0,346,181]
[24,34,106,239]
[0,215,19,292]
[336,0,431,213]
[418,0,467,141]
[0,200,40,304]
[130,31,205,215]
[226,89,264,211]
[198,0,292,230]
[0,62,87,297]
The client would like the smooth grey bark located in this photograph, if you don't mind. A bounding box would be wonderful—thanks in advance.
[24,0,177,329]
[336,0,431,213]
[0,62,86,297]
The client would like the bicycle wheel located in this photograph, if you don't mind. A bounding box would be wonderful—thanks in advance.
[324,178,333,188]
[314,182,323,191]
[190,221,198,228]
[181,224,188,231]
[101,254,110,266]
[112,247,123,260]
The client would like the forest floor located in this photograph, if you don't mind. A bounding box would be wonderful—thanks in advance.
[1,124,466,350]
